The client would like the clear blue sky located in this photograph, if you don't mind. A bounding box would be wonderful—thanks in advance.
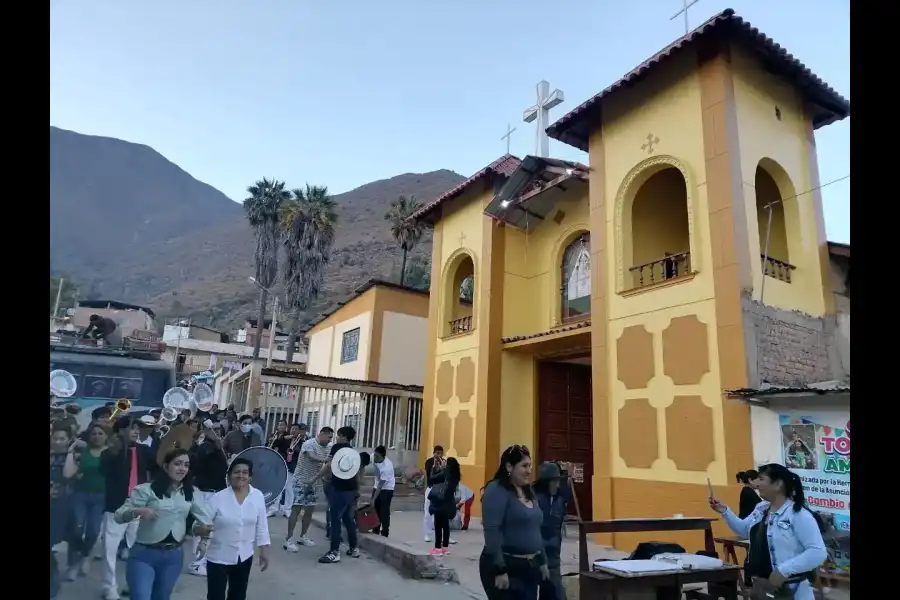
[50,0,849,243]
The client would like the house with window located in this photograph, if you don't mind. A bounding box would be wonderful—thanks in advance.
[304,279,430,386]
[410,8,849,546]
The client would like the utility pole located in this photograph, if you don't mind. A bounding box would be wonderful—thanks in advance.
[53,277,64,317]
[266,296,278,368]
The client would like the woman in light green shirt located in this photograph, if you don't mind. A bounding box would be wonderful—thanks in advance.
[114,448,213,600]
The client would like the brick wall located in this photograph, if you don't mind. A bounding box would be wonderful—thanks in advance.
[741,294,847,387]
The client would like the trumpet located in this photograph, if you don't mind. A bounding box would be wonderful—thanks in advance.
[156,406,180,438]
[107,399,131,422]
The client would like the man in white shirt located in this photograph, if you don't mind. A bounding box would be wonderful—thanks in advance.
[283,426,334,552]
[371,445,396,538]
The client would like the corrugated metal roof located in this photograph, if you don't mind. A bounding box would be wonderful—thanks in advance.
[547,9,851,152]
[485,156,589,232]
[727,381,850,399]
[260,367,424,393]
[409,155,522,223]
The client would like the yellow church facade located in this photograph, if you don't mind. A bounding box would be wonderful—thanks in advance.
[412,10,848,547]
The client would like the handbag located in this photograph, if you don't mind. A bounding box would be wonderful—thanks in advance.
[749,578,795,600]
[428,482,447,503]
[356,504,380,532]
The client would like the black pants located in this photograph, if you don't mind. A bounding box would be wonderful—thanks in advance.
[207,557,253,600]
[479,552,541,600]
[433,513,451,549]
[372,490,394,537]
[538,566,564,600]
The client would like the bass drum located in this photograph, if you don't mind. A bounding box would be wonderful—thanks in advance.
[228,446,288,507]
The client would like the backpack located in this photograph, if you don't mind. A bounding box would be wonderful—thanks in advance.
[626,541,686,560]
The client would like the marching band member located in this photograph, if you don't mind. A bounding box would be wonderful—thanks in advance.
[99,417,157,600]
[202,458,271,600]
[187,422,229,577]
[114,449,213,600]
[266,420,289,517]
[223,414,262,458]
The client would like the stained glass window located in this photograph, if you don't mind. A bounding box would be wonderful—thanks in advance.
[561,234,591,321]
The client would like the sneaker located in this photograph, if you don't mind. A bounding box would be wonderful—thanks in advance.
[267,505,278,518]
[298,536,315,547]
[80,557,91,576]
[428,548,443,556]
[283,539,300,553]
[441,548,450,556]
[64,566,78,582]
[102,589,120,600]
[282,510,291,518]
[449,538,458,545]
[118,548,130,561]
[346,547,360,558]
[188,563,207,577]
[318,551,340,563]
[424,535,432,542]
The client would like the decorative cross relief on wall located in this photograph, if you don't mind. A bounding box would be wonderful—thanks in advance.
[641,133,661,154]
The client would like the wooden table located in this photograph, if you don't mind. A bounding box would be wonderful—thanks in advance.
[713,536,748,565]
[581,565,741,600]
[577,518,740,600]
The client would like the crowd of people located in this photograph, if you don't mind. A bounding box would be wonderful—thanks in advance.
[49,396,388,600]
[51,395,831,600]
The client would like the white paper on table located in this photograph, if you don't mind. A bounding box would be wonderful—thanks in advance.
[652,553,724,570]
[591,559,683,574]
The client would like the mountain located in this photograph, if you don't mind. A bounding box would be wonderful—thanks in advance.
[49,126,464,331]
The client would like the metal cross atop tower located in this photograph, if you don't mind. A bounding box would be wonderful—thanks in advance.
[670,0,701,35]
[501,123,516,155]
[523,80,564,158]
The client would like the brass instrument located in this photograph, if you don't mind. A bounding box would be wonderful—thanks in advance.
[107,399,131,422]
[156,406,180,438]
[156,422,196,467]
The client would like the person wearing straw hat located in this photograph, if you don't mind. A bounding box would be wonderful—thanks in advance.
[314,426,361,564]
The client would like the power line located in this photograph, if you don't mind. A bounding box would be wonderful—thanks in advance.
[764,174,850,209]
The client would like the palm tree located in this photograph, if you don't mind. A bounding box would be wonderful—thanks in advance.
[384,195,425,286]
[280,184,338,362]
[243,178,291,360]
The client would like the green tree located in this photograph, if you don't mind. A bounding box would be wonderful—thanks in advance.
[384,195,425,286]
[280,184,338,363]
[243,178,291,360]
[398,254,431,291]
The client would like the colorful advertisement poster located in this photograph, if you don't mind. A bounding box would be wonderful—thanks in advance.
[778,415,850,531]
[779,415,850,574]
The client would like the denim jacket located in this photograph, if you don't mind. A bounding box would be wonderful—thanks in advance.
[723,501,827,599]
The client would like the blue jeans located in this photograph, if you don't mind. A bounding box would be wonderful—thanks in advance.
[126,545,184,600]
[68,491,105,565]
[328,489,358,554]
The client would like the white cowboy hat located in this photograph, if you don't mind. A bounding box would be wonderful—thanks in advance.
[139,415,158,426]
[331,447,362,480]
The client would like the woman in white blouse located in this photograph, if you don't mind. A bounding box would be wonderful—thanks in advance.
[201,457,271,600]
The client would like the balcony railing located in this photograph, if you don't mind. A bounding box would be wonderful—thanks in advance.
[219,364,424,466]
[449,315,473,335]
[628,251,691,289]
[762,255,796,283]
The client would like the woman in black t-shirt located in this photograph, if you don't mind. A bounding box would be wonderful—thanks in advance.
[736,469,762,519]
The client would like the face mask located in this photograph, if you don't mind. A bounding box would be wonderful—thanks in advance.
[240,424,251,434]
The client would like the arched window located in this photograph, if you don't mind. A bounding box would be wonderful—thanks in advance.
[445,255,475,336]
[756,163,794,283]
[628,167,691,289]
[561,233,591,322]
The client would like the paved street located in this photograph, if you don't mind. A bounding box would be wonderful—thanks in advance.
[55,522,481,600]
